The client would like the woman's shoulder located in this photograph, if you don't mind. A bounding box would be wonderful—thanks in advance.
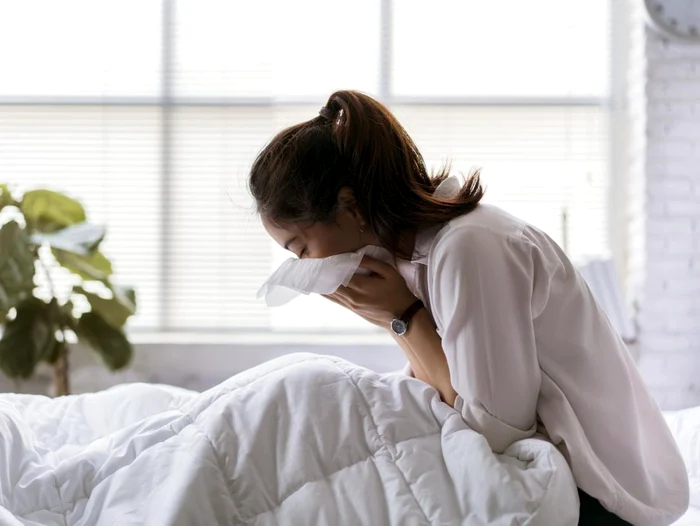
[422,205,542,291]
[425,205,565,286]
[434,204,529,248]
[418,205,532,276]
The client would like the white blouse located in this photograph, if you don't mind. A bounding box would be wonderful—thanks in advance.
[398,202,689,525]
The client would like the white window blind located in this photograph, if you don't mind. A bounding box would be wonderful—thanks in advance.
[0,0,611,334]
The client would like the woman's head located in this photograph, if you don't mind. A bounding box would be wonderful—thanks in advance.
[249,90,484,260]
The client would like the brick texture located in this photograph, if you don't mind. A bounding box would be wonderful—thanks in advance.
[627,1,700,409]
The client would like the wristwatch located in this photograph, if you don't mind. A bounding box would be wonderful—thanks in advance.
[390,300,425,336]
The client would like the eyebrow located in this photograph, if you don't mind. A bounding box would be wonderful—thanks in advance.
[283,236,297,251]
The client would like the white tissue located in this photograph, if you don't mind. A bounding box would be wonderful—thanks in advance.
[257,245,394,307]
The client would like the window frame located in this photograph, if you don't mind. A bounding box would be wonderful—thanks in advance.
[0,0,618,338]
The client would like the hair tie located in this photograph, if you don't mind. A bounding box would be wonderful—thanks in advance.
[318,106,334,121]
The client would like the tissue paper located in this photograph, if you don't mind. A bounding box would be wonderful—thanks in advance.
[257,245,394,307]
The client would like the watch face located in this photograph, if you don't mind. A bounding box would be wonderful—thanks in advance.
[391,318,408,336]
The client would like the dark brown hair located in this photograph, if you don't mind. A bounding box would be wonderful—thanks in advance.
[249,90,484,259]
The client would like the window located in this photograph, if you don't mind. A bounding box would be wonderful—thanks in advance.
[0,0,611,333]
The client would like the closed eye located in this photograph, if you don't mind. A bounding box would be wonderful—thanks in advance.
[299,247,308,259]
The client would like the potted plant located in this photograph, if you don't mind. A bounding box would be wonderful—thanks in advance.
[0,184,136,396]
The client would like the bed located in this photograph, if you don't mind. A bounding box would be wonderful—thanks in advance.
[0,353,579,525]
[2,352,696,525]
[666,408,700,525]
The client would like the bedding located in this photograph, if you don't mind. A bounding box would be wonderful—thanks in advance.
[666,407,700,525]
[0,353,578,525]
[672,506,700,526]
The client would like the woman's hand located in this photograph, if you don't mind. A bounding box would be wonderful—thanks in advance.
[324,257,417,328]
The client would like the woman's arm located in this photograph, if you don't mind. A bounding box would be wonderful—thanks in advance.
[326,257,457,405]
[329,235,541,454]
[390,309,457,406]
[428,226,541,452]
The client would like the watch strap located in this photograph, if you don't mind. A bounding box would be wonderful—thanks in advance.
[400,300,424,324]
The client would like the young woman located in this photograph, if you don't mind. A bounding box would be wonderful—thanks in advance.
[249,90,689,525]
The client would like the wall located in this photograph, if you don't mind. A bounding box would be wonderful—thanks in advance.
[0,335,405,395]
[626,0,700,409]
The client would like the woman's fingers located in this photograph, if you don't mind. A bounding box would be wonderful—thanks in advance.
[324,292,383,327]
[345,273,375,291]
[358,256,395,277]
[324,292,354,312]
[322,293,342,305]
[335,285,361,305]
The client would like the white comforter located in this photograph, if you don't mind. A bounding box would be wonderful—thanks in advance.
[666,407,700,525]
[0,353,578,525]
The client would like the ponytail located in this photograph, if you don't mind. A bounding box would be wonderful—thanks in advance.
[249,90,484,259]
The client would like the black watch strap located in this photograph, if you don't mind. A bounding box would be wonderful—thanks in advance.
[400,300,424,324]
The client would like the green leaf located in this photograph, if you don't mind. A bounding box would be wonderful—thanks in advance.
[53,248,112,281]
[76,312,132,370]
[0,221,36,322]
[0,297,56,379]
[31,223,105,256]
[74,284,135,329]
[0,184,13,211]
[20,189,86,233]
[112,284,137,314]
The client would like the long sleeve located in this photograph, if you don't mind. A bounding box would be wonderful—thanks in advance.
[427,225,542,453]
[412,202,689,524]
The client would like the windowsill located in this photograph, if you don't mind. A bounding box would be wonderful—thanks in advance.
[128,330,395,347]
[120,330,404,389]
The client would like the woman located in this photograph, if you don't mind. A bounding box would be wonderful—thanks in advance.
[249,90,689,525]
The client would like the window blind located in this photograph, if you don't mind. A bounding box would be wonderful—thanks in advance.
[0,106,163,328]
[0,0,611,333]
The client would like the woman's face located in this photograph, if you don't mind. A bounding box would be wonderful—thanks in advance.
[263,209,370,260]
[262,189,378,259]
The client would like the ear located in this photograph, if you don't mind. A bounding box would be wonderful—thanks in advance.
[337,187,365,226]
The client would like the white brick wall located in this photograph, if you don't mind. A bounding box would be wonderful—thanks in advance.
[627,0,700,409]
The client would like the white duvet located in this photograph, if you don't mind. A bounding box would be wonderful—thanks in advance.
[0,353,578,525]
[666,407,700,526]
